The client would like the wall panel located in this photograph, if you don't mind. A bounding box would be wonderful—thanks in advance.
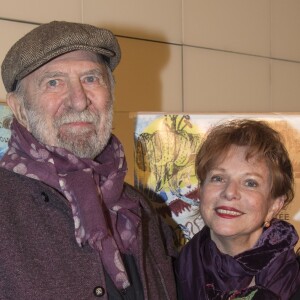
[183,46,270,112]
[0,0,81,23]
[183,0,270,56]
[271,0,300,61]
[83,0,182,43]
[114,37,183,112]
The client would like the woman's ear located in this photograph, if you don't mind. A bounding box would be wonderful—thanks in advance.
[6,92,29,129]
[198,184,202,200]
[268,195,285,220]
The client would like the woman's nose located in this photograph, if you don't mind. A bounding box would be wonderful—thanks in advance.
[221,180,241,200]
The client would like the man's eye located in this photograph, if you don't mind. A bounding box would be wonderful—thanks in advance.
[85,76,97,83]
[48,79,58,87]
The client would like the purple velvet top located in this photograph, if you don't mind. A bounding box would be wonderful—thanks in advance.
[175,219,300,300]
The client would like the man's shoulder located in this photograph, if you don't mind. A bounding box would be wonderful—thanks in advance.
[0,167,46,196]
[0,167,26,185]
[0,167,34,185]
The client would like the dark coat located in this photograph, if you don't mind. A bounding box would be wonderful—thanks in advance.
[0,167,177,300]
[290,256,300,300]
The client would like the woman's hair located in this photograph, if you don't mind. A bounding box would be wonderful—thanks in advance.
[195,119,294,208]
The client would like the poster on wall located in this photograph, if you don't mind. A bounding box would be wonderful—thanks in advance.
[0,103,11,159]
[133,113,300,249]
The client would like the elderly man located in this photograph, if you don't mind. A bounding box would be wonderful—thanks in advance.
[0,21,177,300]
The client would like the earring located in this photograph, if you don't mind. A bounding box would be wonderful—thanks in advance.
[264,221,271,228]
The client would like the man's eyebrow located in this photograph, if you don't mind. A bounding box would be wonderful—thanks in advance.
[81,68,104,77]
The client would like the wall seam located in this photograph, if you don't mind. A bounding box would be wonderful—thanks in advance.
[181,0,184,112]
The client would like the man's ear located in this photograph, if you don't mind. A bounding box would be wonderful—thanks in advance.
[6,92,29,129]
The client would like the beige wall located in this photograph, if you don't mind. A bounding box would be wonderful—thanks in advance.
[1,0,300,184]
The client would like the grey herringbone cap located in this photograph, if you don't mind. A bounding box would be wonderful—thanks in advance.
[1,20,121,92]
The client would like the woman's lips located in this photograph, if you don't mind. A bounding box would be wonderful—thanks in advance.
[215,206,244,218]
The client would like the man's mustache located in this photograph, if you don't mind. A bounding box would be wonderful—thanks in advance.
[54,110,99,126]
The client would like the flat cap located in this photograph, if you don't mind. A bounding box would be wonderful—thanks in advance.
[1,20,121,92]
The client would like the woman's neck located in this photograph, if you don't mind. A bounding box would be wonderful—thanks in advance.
[210,229,262,256]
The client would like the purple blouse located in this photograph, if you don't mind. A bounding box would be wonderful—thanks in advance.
[175,219,300,300]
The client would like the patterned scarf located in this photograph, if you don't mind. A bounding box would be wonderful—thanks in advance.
[176,219,300,299]
[1,119,141,290]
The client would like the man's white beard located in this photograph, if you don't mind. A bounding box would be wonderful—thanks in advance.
[25,107,113,159]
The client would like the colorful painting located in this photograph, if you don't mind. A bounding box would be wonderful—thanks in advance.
[0,103,11,160]
[134,113,300,249]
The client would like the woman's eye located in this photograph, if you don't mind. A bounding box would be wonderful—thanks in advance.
[211,175,223,182]
[245,180,258,187]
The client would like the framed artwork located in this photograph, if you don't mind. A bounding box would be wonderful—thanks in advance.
[0,103,11,160]
[134,113,300,249]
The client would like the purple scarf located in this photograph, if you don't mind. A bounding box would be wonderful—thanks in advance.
[1,119,141,290]
[176,219,300,299]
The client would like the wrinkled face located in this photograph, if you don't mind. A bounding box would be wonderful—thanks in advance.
[13,50,113,158]
[199,145,284,254]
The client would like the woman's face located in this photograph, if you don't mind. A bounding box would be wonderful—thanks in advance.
[199,145,284,255]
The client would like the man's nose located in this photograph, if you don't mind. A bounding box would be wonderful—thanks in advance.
[221,180,241,201]
[67,81,90,111]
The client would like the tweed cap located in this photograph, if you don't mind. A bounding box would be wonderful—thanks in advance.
[1,20,121,92]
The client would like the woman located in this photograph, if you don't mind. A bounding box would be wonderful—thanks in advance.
[175,119,300,300]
